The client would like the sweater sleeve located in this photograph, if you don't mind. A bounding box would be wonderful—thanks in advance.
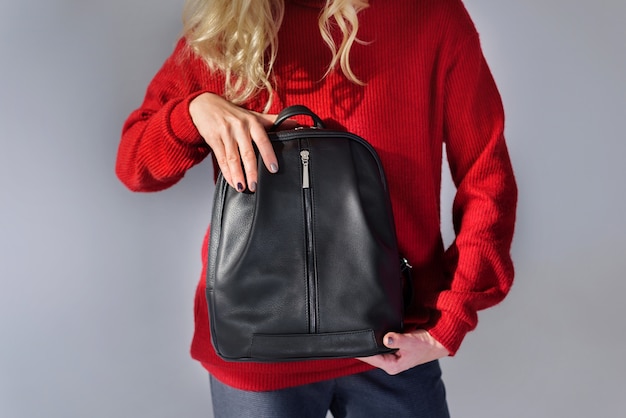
[115,38,213,192]
[425,29,518,354]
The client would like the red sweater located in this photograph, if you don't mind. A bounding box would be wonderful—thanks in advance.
[116,0,517,391]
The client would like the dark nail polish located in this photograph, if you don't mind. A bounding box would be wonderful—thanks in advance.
[236,182,244,192]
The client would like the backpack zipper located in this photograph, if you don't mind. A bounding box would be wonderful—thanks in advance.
[300,150,310,189]
[300,145,317,333]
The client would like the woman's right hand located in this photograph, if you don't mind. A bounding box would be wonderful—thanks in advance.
[189,93,280,192]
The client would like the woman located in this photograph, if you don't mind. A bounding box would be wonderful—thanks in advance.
[116,0,517,416]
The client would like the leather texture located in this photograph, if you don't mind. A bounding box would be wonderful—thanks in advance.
[207,106,405,362]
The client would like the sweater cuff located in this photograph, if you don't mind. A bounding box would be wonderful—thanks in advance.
[167,91,211,146]
[425,313,472,356]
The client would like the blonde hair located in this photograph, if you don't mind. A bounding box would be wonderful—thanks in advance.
[182,0,369,110]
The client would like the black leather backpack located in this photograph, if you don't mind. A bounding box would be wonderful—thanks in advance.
[207,105,408,362]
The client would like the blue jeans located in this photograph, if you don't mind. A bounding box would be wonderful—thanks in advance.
[209,360,450,418]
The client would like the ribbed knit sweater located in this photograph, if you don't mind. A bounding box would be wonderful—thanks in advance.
[116,0,517,391]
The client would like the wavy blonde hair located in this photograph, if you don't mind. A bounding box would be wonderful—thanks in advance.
[182,0,369,110]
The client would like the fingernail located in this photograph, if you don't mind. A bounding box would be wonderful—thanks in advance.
[249,182,257,192]
[386,337,394,346]
[269,163,279,173]
[236,182,244,192]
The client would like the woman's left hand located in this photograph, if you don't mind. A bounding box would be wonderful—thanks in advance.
[358,329,450,375]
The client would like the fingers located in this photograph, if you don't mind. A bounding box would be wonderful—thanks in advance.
[223,117,261,192]
[357,330,450,375]
[384,332,401,348]
[249,116,280,178]
[189,93,280,192]
[357,351,402,375]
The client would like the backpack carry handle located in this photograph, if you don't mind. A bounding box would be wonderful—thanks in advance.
[270,105,325,131]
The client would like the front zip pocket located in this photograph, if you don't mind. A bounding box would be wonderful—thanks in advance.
[300,144,317,333]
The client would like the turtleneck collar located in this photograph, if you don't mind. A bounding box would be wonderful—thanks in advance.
[290,0,327,9]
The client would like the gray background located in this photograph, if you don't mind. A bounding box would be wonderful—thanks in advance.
[1,0,624,417]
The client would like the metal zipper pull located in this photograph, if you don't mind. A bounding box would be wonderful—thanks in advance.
[300,150,310,189]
